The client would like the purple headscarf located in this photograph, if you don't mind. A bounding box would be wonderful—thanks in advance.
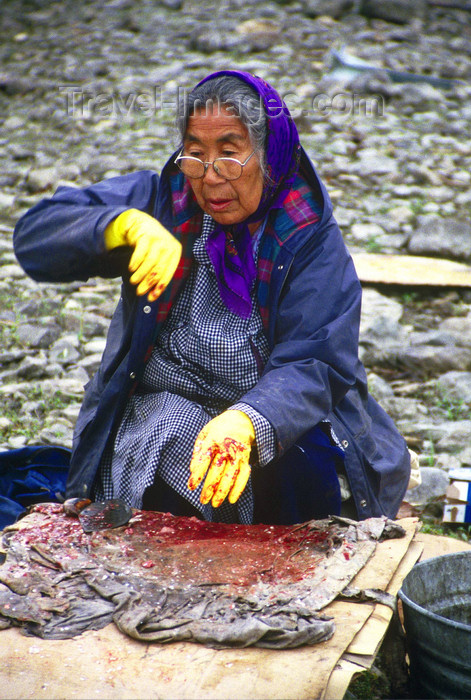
[192,70,301,319]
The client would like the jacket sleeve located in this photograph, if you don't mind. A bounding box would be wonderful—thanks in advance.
[240,215,362,454]
[13,170,161,283]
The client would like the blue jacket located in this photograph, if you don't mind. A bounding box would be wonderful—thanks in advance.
[13,151,410,519]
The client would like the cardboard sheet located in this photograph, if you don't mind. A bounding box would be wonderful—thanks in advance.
[0,518,422,699]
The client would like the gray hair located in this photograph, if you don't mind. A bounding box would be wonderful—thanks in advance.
[176,75,268,175]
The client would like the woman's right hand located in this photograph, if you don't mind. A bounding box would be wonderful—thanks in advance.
[104,208,182,301]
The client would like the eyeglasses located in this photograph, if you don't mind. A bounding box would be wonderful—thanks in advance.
[174,151,255,181]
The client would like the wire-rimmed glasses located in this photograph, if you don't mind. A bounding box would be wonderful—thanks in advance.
[174,151,255,181]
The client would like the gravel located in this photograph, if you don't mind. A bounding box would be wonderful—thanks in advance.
[1,0,471,510]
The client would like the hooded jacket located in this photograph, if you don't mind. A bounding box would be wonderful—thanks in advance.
[13,149,411,519]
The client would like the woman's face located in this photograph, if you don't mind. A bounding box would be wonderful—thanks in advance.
[182,105,264,230]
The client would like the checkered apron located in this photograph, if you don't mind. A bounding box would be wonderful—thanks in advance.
[95,216,272,523]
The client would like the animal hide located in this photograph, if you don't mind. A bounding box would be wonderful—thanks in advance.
[0,504,404,649]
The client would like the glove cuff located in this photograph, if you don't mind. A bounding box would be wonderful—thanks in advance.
[227,410,256,445]
[104,210,135,250]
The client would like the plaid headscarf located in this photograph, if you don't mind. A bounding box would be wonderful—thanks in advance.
[190,70,301,319]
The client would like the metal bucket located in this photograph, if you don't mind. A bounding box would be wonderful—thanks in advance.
[398,550,471,699]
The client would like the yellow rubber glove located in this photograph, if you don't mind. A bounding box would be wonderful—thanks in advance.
[188,410,255,508]
[104,208,182,302]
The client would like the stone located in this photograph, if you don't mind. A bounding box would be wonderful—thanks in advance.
[367,372,394,400]
[65,366,90,386]
[8,435,28,449]
[16,355,48,380]
[360,314,408,349]
[62,404,82,422]
[0,349,27,365]
[0,263,26,279]
[458,447,471,467]
[435,420,471,452]
[0,192,15,209]
[439,314,471,347]
[52,379,86,398]
[405,164,442,187]
[361,343,471,378]
[236,19,281,46]
[409,330,459,348]
[45,362,65,379]
[39,423,73,447]
[436,373,471,403]
[434,454,462,472]
[352,150,399,177]
[380,396,428,423]
[17,298,63,317]
[408,216,471,262]
[49,338,81,365]
[333,207,356,227]
[359,0,427,23]
[63,311,110,338]
[189,30,232,54]
[404,345,471,375]
[3,116,25,130]
[360,288,404,333]
[388,205,413,225]
[350,222,386,242]
[405,467,449,506]
[83,337,107,355]
[25,167,59,193]
[16,323,61,349]
[0,417,12,430]
[78,353,104,375]
[397,84,446,111]
[160,0,183,8]
[302,0,354,19]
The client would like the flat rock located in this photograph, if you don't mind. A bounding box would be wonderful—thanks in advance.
[405,467,449,506]
[16,323,61,349]
[49,338,81,365]
[436,420,471,452]
[436,371,471,404]
[359,0,427,23]
[408,216,471,262]
[302,0,354,19]
[0,264,26,280]
[25,167,59,193]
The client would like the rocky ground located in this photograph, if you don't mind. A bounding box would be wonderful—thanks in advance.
[1,0,471,517]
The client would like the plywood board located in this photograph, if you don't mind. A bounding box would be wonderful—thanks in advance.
[0,519,420,700]
[352,253,471,287]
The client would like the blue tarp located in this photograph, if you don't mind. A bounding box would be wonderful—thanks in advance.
[0,446,71,529]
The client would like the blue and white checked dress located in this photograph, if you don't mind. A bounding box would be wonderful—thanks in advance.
[95,215,276,524]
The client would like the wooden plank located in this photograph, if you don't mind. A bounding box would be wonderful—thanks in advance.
[322,522,421,699]
[352,253,471,287]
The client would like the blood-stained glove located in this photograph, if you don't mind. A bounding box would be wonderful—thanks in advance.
[104,208,182,302]
[188,410,255,508]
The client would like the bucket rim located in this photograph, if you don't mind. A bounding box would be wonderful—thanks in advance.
[398,550,471,633]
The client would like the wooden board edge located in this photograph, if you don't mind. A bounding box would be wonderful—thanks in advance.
[321,538,423,699]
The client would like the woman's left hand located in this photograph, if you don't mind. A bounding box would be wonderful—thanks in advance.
[188,410,255,507]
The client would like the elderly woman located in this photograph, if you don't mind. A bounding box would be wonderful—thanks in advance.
[14,70,411,525]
